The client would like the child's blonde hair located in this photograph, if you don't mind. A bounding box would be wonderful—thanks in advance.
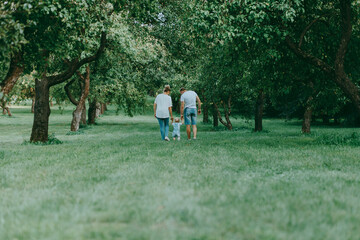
[175,117,180,122]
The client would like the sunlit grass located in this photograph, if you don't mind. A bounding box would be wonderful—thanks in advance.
[1,105,360,239]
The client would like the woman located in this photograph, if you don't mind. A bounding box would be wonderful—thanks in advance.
[154,85,174,141]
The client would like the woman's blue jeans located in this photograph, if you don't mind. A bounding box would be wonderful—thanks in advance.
[157,117,169,140]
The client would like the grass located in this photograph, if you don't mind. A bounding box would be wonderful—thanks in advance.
[1,105,360,240]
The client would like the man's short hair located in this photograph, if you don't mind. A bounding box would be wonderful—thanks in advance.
[179,87,186,92]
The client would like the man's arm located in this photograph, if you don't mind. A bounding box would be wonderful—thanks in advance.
[196,96,201,114]
[153,103,157,118]
[180,101,185,120]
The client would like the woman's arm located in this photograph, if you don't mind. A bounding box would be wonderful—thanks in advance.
[169,107,174,122]
[153,103,157,118]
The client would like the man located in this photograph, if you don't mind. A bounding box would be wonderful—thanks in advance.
[180,87,201,140]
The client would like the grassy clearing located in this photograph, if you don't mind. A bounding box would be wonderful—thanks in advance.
[1,106,360,240]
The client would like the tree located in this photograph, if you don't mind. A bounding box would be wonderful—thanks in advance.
[185,0,360,130]
[64,66,90,131]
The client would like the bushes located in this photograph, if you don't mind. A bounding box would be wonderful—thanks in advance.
[315,132,360,146]
[22,133,63,145]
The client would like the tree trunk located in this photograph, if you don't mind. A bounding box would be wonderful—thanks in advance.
[96,102,101,117]
[224,109,233,130]
[0,51,24,95]
[212,105,218,127]
[0,51,24,116]
[30,78,50,142]
[322,114,330,124]
[214,98,232,130]
[80,103,87,125]
[201,93,209,123]
[88,99,97,125]
[1,105,12,116]
[302,99,313,133]
[254,89,265,132]
[31,97,35,113]
[100,103,107,115]
[203,104,209,123]
[71,66,90,132]
[302,109,313,133]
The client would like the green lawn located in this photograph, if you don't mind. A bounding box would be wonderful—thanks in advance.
[1,106,360,240]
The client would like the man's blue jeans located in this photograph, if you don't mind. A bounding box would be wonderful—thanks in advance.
[157,117,169,140]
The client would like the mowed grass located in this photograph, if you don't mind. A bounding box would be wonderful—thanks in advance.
[1,105,360,240]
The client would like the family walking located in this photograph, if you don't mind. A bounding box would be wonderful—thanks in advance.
[154,85,201,141]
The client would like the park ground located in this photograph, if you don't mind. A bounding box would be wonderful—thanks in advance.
[1,105,360,240]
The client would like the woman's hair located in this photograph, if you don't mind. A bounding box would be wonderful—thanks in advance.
[164,85,171,93]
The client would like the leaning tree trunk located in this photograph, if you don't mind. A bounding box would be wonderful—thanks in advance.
[1,51,24,116]
[71,66,90,131]
[214,97,233,130]
[1,102,12,116]
[80,103,87,125]
[254,89,265,132]
[30,78,50,142]
[65,67,90,131]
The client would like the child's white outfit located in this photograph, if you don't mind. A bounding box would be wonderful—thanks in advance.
[172,122,182,140]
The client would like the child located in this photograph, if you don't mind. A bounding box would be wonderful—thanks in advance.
[172,117,182,140]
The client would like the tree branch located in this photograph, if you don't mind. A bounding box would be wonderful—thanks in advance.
[48,32,106,87]
[285,36,334,75]
[298,18,320,49]
[1,51,24,95]
[335,0,352,76]
[64,78,79,106]
[214,102,228,127]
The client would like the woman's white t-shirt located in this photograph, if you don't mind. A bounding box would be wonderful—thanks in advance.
[155,94,172,118]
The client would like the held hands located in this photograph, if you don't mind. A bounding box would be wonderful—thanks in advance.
[198,109,201,115]
[171,117,174,123]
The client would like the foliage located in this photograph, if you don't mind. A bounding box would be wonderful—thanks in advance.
[0,1,28,58]
[7,73,35,103]
[183,0,359,127]
[88,14,171,117]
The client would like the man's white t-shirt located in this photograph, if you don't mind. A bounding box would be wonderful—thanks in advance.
[180,91,198,109]
[154,94,172,118]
